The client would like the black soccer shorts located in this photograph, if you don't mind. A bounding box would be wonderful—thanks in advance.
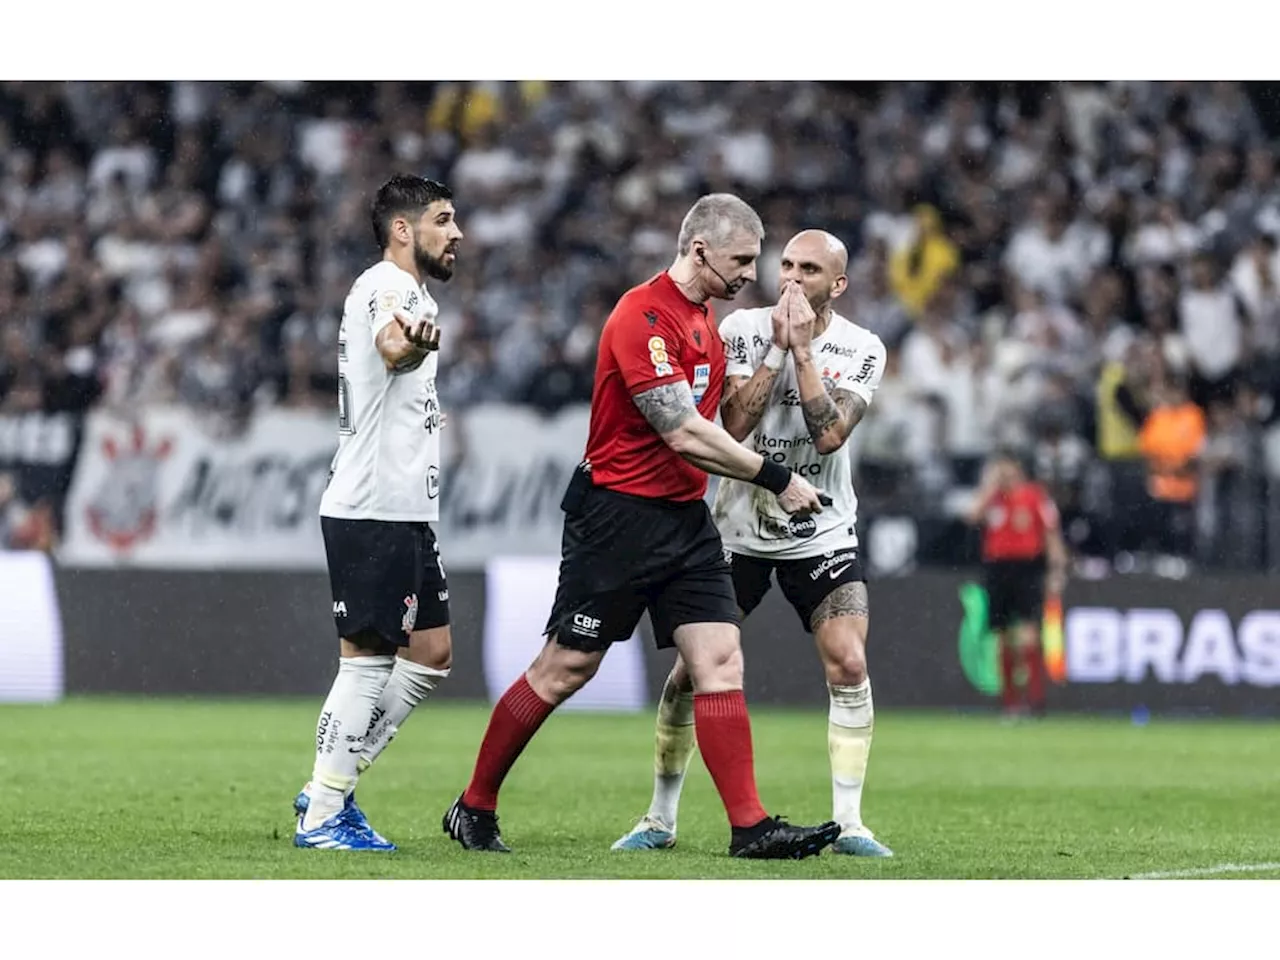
[729,548,867,633]
[545,468,739,653]
[321,516,450,646]
[983,558,1046,631]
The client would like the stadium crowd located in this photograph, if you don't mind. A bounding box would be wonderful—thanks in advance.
[2,81,1280,572]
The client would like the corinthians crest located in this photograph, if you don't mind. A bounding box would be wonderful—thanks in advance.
[85,424,173,552]
[401,593,419,635]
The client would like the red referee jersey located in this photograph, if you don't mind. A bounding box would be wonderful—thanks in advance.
[584,272,725,502]
[981,481,1059,562]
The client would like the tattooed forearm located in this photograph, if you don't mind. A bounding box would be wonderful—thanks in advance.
[633,381,697,434]
[803,391,870,453]
[810,582,869,630]
[835,392,869,431]
[729,372,777,418]
[801,392,842,441]
[722,370,778,440]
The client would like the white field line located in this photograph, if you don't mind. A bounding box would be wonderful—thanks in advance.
[1126,862,1280,879]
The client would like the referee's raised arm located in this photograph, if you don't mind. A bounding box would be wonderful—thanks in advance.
[631,378,823,516]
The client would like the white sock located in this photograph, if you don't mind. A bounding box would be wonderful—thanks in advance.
[828,678,874,836]
[358,658,450,770]
[303,655,394,830]
[647,675,696,830]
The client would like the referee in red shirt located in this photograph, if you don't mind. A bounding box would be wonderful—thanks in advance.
[444,194,840,859]
[966,448,1069,718]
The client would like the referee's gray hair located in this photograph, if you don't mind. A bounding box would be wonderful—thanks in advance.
[676,194,764,256]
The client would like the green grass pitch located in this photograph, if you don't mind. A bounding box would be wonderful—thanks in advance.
[3,698,1277,879]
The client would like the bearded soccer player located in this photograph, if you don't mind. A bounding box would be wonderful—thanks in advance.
[442,194,841,859]
[293,174,463,851]
[966,449,1069,718]
[613,230,894,858]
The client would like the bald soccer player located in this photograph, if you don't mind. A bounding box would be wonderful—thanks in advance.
[613,230,894,858]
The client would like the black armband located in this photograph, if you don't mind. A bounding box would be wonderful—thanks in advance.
[749,457,791,495]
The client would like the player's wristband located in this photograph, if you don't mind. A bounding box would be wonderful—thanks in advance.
[750,457,792,495]
[762,345,786,372]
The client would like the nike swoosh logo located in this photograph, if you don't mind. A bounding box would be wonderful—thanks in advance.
[829,564,852,579]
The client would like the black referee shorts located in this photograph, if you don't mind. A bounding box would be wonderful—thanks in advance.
[321,516,450,646]
[983,558,1045,631]
[545,466,738,652]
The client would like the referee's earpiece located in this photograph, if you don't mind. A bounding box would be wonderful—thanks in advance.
[696,245,735,292]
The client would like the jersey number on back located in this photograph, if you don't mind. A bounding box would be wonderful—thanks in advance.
[338,373,355,435]
[337,334,355,435]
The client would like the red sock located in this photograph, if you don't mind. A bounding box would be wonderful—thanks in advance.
[461,674,555,811]
[999,640,1019,710]
[693,690,768,829]
[1024,641,1046,711]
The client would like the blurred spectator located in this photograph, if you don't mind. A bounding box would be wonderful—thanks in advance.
[848,237,910,347]
[1179,250,1249,410]
[1199,394,1263,569]
[0,470,56,551]
[888,205,960,318]
[1230,230,1280,364]
[518,342,594,416]
[1032,407,1100,559]
[0,471,28,549]
[1136,376,1206,574]
[1002,193,1106,307]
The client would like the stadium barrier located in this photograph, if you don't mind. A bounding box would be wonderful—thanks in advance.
[45,561,1280,715]
[55,404,591,572]
[59,407,336,569]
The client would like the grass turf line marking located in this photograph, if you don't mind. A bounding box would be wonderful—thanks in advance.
[1126,862,1280,880]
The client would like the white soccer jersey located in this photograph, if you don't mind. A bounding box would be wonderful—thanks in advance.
[713,307,886,560]
[319,261,444,523]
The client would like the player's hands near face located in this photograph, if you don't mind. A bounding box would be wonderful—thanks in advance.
[787,281,816,357]
[770,283,793,350]
[394,309,441,352]
[979,459,1004,493]
[775,471,826,516]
